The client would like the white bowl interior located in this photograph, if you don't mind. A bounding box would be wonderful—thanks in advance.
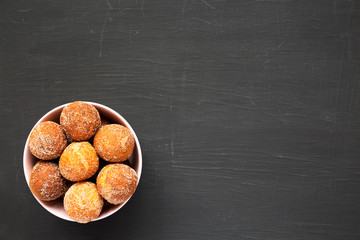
[23,102,142,222]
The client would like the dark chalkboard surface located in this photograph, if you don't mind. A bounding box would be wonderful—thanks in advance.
[1,0,360,239]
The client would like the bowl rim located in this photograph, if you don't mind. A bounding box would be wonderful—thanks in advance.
[23,101,142,222]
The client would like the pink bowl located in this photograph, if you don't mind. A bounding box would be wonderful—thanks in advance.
[23,102,142,222]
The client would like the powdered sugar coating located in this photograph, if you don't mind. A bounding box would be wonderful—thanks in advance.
[96,164,138,205]
[29,161,67,201]
[29,121,67,160]
[59,142,99,182]
[93,124,135,162]
[64,182,103,224]
[60,101,101,141]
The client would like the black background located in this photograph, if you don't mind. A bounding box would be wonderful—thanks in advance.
[1,0,360,239]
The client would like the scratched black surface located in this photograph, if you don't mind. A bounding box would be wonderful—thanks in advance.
[1,0,360,239]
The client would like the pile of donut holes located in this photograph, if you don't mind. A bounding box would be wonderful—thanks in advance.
[28,101,138,223]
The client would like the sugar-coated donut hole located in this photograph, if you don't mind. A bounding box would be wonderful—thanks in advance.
[60,101,101,141]
[59,142,99,182]
[94,124,135,162]
[96,164,138,205]
[29,121,67,160]
[29,161,67,201]
[64,182,103,224]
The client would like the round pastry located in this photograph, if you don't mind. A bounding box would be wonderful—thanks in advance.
[93,124,135,162]
[59,142,99,181]
[28,121,67,160]
[64,182,103,223]
[29,161,67,201]
[60,101,101,141]
[96,164,138,205]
